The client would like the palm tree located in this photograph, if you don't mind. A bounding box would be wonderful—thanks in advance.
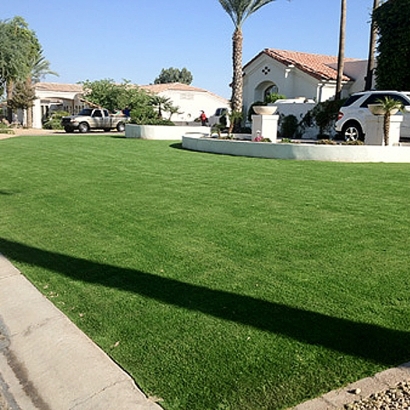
[335,0,346,100]
[218,0,276,115]
[31,48,59,84]
[25,49,58,127]
[365,0,380,90]
[376,97,403,145]
[150,95,172,118]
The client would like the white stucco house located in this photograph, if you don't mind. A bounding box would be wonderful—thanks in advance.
[31,82,85,129]
[139,83,229,124]
[242,48,370,116]
[28,82,229,129]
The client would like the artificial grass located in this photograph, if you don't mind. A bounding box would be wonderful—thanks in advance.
[1,135,410,409]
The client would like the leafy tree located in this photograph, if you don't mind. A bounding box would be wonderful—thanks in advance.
[0,16,40,122]
[154,67,193,85]
[373,0,410,90]
[80,79,152,113]
[218,0,276,115]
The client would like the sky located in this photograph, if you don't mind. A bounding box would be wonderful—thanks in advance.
[3,0,375,99]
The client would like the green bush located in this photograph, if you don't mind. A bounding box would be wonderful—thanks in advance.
[279,114,299,138]
[264,92,286,104]
[42,111,70,130]
[0,121,14,134]
[301,99,345,137]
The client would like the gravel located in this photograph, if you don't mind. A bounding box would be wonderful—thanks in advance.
[343,380,410,409]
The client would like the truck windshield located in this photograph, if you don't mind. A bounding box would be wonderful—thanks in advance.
[78,108,93,116]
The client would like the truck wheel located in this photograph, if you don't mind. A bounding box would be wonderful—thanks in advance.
[64,126,74,133]
[116,122,125,132]
[78,122,90,133]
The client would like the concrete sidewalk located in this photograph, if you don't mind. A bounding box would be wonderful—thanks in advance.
[0,254,162,410]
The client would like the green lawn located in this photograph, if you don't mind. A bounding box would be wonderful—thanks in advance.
[1,135,410,410]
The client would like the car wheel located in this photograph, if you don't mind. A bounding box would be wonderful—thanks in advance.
[116,122,125,132]
[64,126,74,133]
[342,122,364,141]
[78,122,90,133]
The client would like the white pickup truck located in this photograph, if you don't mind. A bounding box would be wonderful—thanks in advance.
[61,108,129,133]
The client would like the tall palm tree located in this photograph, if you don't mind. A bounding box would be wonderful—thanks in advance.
[25,49,58,127]
[365,0,380,90]
[335,0,347,100]
[218,0,276,114]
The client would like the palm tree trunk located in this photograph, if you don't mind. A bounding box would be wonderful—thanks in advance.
[26,77,33,128]
[365,0,380,90]
[6,79,14,123]
[231,27,243,113]
[335,0,347,100]
[383,113,390,145]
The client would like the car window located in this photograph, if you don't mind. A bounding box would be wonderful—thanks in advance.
[342,94,363,107]
[360,94,388,107]
[361,93,410,108]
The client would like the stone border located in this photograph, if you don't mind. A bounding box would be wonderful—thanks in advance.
[182,135,410,163]
[290,362,410,409]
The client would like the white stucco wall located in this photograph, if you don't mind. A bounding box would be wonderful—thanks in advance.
[157,90,230,124]
[243,54,335,117]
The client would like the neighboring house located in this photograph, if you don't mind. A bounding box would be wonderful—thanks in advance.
[139,83,230,124]
[29,82,229,129]
[32,82,85,129]
[242,48,370,117]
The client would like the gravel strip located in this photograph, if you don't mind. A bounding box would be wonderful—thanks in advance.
[343,380,410,409]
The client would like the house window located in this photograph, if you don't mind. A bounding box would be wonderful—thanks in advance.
[264,84,279,100]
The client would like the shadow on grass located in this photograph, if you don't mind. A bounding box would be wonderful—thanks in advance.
[1,236,409,366]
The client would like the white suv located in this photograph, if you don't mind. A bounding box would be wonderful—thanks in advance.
[335,90,410,141]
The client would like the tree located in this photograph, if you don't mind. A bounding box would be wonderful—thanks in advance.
[154,67,193,85]
[0,16,40,122]
[31,48,58,84]
[80,79,151,113]
[218,0,276,115]
[373,0,410,90]
[335,0,346,100]
[376,97,403,146]
[150,95,173,118]
[23,48,59,127]
[8,80,36,111]
[365,0,380,91]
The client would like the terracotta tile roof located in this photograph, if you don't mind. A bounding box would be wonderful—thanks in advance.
[140,82,229,102]
[246,49,360,82]
[140,82,209,93]
[34,82,83,92]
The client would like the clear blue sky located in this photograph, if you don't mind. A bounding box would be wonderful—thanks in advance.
[3,0,374,99]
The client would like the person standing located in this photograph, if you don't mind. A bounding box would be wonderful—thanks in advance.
[199,110,208,126]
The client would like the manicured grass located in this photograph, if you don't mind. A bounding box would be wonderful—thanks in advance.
[1,135,410,410]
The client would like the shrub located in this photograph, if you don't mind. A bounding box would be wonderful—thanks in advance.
[279,114,299,138]
[342,140,364,145]
[42,111,70,130]
[315,139,337,145]
[0,121,14,134]
[301,99,345,137]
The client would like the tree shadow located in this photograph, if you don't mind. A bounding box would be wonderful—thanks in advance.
[1,236,409,366]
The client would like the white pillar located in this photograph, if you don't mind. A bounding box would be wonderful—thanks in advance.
[32,98,42,129]
[365,114,402,146]
[251,114,279,142]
